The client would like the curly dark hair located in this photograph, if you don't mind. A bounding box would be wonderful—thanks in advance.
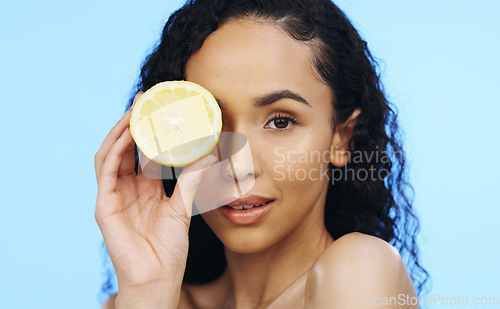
[100,0,429,301]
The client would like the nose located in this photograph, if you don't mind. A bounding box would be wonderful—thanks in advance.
[223,148,254,181]
[217,132,256,194]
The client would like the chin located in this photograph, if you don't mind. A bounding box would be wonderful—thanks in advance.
[221,235,277,255]
[202,214,278,254]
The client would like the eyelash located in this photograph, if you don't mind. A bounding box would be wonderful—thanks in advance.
[265,113,299,131]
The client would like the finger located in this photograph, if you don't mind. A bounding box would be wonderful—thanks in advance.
[117,133,137,178]
[94,92,143,179]
[169,154,218,217]
[97,127,134,194]
[95,109,132,179]
[116,92,144,176]
[131,92,143,109]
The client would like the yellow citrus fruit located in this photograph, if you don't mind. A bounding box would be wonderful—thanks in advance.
[129,81,222,167]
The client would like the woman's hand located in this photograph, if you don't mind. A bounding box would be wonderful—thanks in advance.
[94,93,216,308]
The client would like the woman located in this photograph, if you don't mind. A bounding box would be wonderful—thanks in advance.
[95,0,428,308]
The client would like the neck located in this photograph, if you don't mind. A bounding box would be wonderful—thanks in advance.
[221,191,334,309]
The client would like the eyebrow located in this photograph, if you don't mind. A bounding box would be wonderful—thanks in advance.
[215,90,311,109]
[254,90,311,107]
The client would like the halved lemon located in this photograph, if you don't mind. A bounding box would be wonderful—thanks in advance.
[129,81,222,167]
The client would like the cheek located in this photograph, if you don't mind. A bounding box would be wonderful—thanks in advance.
[261,130,333,192]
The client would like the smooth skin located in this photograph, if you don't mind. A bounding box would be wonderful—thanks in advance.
[97,18,417,309]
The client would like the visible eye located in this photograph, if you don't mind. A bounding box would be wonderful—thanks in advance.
[265,113,298,131]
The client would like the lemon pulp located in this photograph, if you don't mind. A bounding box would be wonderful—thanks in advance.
[129,81,222,167]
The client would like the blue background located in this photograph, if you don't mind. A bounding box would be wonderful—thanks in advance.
[1,1,498,308]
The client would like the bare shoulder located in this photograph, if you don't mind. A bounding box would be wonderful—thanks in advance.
[305,232,418,309]
[314,232,403,267]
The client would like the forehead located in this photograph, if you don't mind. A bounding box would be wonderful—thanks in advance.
[185,18,330,105]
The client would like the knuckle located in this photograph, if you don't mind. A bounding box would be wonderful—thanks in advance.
[94,203,104,225]
[94,209,100,224]
[94,151,101,163]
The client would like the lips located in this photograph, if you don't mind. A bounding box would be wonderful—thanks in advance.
[225,196,273,208]
[218,195,274,225]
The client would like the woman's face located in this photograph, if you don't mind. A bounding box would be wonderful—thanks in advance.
[185,18,335,253]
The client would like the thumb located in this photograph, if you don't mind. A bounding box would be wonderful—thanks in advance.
[170,154,218,217]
